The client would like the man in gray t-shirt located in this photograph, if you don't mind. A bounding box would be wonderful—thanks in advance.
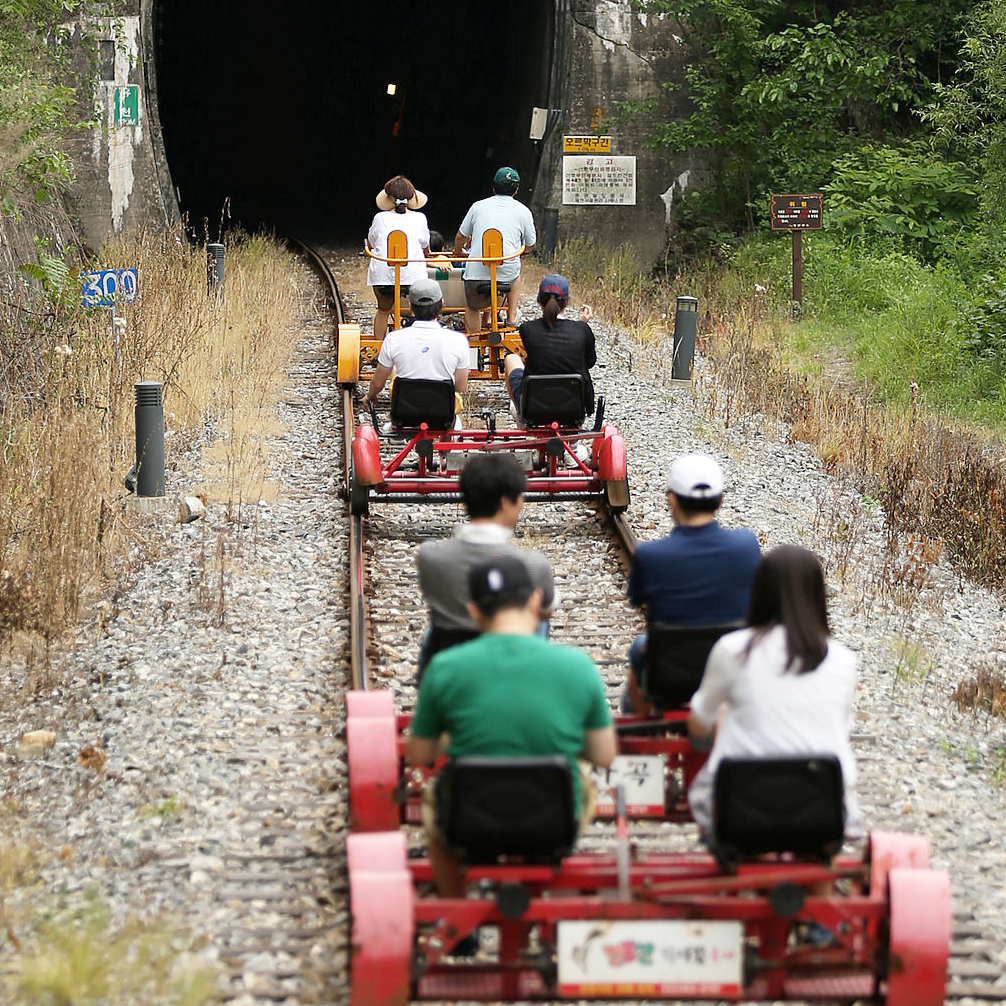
[454,166,537,334]
[416,452,555,681]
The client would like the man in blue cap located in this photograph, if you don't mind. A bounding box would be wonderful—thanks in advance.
[454,166,537,334]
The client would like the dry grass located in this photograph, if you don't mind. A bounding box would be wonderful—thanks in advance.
[0,227,303,672]
[953,662,1006,720]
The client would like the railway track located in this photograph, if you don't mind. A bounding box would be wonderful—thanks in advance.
[289,242,1004,1006]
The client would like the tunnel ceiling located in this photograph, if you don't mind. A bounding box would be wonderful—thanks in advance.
[155,1,554,242]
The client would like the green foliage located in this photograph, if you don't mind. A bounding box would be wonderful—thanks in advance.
[923,0,1006,226]
[823,143,979,263]
[634,0,972,245]
[18,236,76,310]
[0,0,105,214]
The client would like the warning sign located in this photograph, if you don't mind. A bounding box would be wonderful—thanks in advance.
[770,193,823,230]
[562,156,636,206]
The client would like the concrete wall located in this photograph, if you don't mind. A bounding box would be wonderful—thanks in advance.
[62,2,178,250]
[532,0,700,267]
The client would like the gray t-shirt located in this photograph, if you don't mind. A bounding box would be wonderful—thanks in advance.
[458,195,536,283]
[417,522,556,630]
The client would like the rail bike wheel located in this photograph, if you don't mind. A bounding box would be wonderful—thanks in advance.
[883,867,951,1006]
[350,469,370,516]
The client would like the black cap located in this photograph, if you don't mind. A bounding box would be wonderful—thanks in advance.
[468,555,534,613]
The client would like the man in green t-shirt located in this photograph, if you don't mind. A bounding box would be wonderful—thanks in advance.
[407,555,616,899]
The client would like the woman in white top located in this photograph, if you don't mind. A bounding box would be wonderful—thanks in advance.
[687,544,861,841]
[367,175,432,338]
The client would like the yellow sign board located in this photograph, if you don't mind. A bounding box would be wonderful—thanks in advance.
[563,135,612,153]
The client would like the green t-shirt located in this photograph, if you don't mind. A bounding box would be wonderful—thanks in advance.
[410,632,613,808]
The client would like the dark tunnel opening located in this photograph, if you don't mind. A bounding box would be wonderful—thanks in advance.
[154,1,555,244]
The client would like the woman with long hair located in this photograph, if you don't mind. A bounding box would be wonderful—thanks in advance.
[503,273,596,419]
[687,544,861,840]
[366,175,432,338]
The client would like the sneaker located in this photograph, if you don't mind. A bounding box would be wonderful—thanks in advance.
[801,922,838,947]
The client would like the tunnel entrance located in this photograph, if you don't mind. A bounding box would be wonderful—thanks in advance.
[154,1,555,243]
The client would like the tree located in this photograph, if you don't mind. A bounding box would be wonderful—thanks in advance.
[633,0,972,239]
[922,0,1006,226]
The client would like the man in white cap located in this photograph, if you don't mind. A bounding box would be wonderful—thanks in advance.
[622,453,761,715]
[360,277,470,414]
[454,166,536,334]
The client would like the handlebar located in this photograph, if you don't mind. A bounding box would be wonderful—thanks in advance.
[363,244,525,266]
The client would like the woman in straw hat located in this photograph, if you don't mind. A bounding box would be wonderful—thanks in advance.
[367,175,432,338]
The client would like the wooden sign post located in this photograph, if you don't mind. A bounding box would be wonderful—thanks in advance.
[770,193,823,307]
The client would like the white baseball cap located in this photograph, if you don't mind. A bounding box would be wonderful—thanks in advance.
[666,453,724,499]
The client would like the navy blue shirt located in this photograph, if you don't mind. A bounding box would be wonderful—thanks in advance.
[628,520,761,624]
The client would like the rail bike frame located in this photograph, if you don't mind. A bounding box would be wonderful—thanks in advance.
[348,417,630,515]
[345,690,951,1006]
[362,228,524,380]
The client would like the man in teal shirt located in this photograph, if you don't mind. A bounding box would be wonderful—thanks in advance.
[407,555,616,898]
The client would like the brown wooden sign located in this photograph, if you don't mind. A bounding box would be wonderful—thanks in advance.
[770,193,823,231]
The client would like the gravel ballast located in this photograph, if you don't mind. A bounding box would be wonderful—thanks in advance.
[1,264,1004,1003]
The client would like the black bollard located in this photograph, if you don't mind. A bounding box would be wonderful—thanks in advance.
[207,242,224,300]
[671,296,699,380]
[134,381,165,497]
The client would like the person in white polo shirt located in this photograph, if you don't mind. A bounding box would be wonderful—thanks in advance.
[360,278,470,414]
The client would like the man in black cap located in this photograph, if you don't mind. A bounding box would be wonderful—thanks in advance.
[407,555,616,897]
[454,166,537,333]
[360,277,470,413]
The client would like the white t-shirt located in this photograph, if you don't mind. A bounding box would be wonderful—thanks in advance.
[376,320,469,381]
[367,210,430,287]
[458,195,536,282]
[688,624,861,837]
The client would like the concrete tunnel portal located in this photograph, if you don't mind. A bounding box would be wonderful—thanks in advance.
[154,1,556,244]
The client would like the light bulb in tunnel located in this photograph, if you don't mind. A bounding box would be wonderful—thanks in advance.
[387,83,397,96]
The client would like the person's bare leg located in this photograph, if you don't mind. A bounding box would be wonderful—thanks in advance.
[465,306,482,335]
[374,308,391,339]
[505,275,522,324]
[504,354,522,407]
[429,833,466,897]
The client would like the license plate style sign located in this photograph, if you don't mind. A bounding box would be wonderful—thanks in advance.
[81,268,138,307]
[557,920,743,998]
[592,755,665,816]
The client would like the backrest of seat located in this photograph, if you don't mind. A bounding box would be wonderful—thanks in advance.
[435,755,578,864]
[713,756,845,867]
[520,374,586,429]
[481,227,504,265]
[389,378,456,430]
[386,229,408,265]
[642,621,743,710]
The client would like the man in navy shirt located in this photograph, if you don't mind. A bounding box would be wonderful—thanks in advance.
[623,453,761,714]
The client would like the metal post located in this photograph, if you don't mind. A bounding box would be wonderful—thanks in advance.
[207,242,224,300]
[540,207,559,259]
[792,230,803,308]
[671,295,699,380]
[134,381,165,497]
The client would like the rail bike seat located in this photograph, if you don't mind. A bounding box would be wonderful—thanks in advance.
[520,373,588,429]
[474,279,513,296]
[434,755,578,864]
[388,378,456,432]
[712,755,845,871]
[641,620,743,710]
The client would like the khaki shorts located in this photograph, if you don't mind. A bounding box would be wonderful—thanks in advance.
[421,760,598,848]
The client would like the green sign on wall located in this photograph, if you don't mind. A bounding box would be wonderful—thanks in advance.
[114,85,139,126]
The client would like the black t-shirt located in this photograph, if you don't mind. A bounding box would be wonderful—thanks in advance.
[518,317,597,414]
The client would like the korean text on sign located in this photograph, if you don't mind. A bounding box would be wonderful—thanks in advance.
[562,155,637,206]
[770,193,823,230]
[563,135,612,153]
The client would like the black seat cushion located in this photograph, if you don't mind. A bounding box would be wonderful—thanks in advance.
[474,280,512,295]
[435,755,578,864]
[389,378,456,430]
[520,373,587,429]
[713,755,845,866]
[642,621,743,710]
